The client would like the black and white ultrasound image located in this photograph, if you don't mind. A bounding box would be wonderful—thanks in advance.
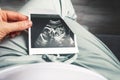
[31,14,75,48]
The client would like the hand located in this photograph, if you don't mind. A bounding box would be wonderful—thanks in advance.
[0,9,32,40]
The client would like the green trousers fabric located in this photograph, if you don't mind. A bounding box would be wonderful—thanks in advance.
[0,0,120,80]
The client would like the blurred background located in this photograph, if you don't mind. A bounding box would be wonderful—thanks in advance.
[71,0,120,60]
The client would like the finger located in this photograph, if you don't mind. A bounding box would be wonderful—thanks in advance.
[0,8,3,21]
[9,31,21,38]
[0,16,3,21]
[6,20,32,33]
[4,10,28,21]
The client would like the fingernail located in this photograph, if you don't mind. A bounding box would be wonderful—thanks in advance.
[27,20,32,26]
[25,16,28,20]
[22,15,28,20]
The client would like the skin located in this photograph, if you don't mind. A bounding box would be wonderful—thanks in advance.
[0,10,32,41]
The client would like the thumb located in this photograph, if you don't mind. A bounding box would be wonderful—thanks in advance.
[6,20,32,33]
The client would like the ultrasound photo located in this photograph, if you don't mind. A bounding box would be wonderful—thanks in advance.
[31,14,75,48]
[29,14,78,54]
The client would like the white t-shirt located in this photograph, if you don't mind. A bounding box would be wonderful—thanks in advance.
[0,63,107,80]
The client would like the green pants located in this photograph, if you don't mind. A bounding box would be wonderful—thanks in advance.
[0,0,120,80]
